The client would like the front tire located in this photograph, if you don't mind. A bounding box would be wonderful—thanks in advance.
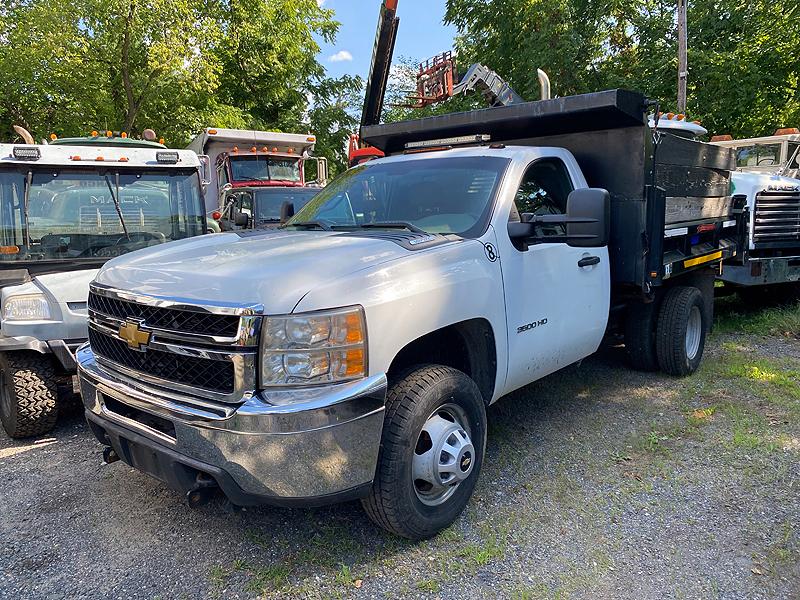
[656,286,707,376]
[362,365,487,540]
[0,352,59,438]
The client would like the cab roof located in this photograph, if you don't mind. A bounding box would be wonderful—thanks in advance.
[49,136,167,149]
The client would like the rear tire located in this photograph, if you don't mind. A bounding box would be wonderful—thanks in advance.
[0,352,59,438]
[361,365,487,540]
[624,301,660,371]
[656,287,707,377]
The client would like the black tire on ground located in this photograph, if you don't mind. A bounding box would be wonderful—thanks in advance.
[0,351,59,438]
[624,300,660,371]
[361,365,487,540]
[656,286,707,377]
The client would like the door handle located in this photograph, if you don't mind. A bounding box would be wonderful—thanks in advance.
[578,256,601,268]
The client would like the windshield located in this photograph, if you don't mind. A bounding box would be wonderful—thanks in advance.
[0,169,205,262]
[242,188,320,222]
[229,156,301,183]
[288,156,510,238]
[736,143,783,168]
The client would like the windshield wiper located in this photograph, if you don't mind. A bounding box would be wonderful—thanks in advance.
[359,221,427,234]
[22,170,32,248]
[104,172,130,240]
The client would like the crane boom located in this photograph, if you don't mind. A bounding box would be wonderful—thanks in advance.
[361,0,400,128]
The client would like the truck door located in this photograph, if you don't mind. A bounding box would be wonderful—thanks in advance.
[500,157,610,392]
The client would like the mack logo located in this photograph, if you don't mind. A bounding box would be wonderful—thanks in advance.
[118,320,152,351]
[517,318,548,334]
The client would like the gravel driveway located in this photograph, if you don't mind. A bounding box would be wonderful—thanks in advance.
[1,324,798,599]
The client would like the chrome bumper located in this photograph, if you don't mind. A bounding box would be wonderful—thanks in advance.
[77,344,386,505]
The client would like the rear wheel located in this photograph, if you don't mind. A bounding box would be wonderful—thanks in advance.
[624,300,660,371]
[0,352,59,438]
[656,286,707,376]
[361,365,487,540]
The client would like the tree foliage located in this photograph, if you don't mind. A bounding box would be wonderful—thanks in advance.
[443,0,800,138]
[0,0,360,173]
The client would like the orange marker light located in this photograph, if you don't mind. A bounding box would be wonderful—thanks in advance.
[119,157,129,162]
[159,138,165,144]
[49,133,57,141]
[0,246,20,255]
[272,147,278,152]
[96,156,104,161]
[306,137,315,142]
[666,112,675,120]
[262,146,269,153]
[232,146,239,154]
[106,130,112,137]
[208,129,218,135]
[121,132,127,138]
[91,130,98,137]
[71,155,81,161]
[251,146,257,153]
[676,114,685,121]
[775,128,800,136]
[344,348,365,377]
[287,148,294,154]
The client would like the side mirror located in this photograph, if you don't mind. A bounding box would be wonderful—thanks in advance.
[280,201,295,224]
[507,188,610,248]
[564,188,610,248]
[198,155,212,187]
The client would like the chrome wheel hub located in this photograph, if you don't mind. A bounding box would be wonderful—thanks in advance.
[685,305,702,360]
[412,404,475,506]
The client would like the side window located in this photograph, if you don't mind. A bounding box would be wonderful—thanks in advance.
[509,158,574,237]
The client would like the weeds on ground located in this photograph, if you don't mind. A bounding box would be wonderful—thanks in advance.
[715,296,800,337]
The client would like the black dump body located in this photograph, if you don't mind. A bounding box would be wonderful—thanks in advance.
[361,89,739,294]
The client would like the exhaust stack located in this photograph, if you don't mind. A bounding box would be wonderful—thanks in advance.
[537,69,551,101]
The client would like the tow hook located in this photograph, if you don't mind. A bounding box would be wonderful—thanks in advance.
[186,473,219,508]
[102,447,120,464]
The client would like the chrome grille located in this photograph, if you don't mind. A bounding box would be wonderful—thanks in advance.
[88,329,235,393]
[88,293,239,337]
[753,190,800,246]
[87,285,261,403]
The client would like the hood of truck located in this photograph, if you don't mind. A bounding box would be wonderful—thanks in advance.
[95,230,453,313]
[732,171,800,209]
[1,268,99,342]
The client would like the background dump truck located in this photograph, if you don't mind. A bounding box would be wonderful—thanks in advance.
[77,88,741,539]
[708,129,800,297]
[187,128,328,230]
[0,133,206,438]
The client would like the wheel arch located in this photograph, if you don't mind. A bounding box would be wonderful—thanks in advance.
[387,318,498,404]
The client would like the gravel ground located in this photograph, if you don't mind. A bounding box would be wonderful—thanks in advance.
[1,324,798,599]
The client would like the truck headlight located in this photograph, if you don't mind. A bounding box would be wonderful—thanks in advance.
[260,306,367,387]
[2,294,51,321]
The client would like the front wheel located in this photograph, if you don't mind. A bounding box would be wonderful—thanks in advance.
[0,351,59,438]
[362,365,487,540]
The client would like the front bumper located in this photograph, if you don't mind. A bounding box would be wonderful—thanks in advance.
[0,335,84,371]
[77,344,387,506]
[720,256,800,286]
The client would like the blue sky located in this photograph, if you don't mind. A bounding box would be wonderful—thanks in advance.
[317,0,457,80]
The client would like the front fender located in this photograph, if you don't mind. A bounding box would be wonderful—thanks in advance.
[294,236,508,400]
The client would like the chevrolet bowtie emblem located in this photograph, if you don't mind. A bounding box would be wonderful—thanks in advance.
[118,320,152,351]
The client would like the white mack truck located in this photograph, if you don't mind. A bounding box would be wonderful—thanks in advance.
[0,133,206,438]
[76,90,741,539]
[709,129,800,296]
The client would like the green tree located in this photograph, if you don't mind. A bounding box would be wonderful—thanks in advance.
[444,0,800,138]
[0,0,363,173]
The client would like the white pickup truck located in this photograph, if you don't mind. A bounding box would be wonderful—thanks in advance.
[77,90,740,539]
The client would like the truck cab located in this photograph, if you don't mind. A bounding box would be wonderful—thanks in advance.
[710,129,800,293]
[215,186,321,231]
[0,135,206,438]
[186,128,328,219]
